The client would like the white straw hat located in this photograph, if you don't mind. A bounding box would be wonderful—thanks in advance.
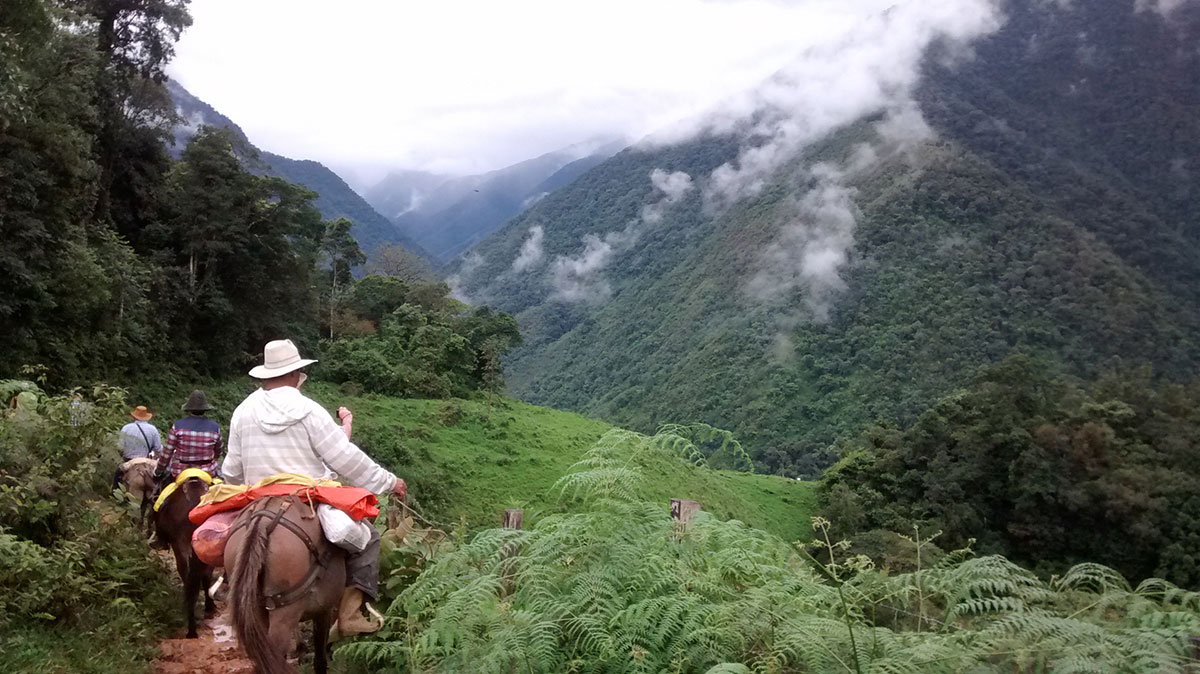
[248,339,318,379]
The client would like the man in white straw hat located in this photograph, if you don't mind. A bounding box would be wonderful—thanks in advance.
[222,338,407,636]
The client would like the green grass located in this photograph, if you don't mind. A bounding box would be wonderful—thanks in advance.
[136,380,817,541]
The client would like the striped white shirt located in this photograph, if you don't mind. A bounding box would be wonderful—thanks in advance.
[221,386,397,495]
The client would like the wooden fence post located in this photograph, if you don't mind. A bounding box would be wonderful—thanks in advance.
[503,508,523,530]
[670,498,701,524]
[499,509,524,596]
[670,498,701,539]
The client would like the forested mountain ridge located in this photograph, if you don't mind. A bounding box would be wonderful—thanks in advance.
[366,140,623,264]
[451,0,1200,476]
[168,81,426,257]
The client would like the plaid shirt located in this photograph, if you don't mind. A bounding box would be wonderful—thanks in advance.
[157,415,223,479]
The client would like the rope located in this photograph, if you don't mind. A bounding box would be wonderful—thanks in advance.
[396,499,454,532]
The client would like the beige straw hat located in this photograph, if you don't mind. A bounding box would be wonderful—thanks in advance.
[248,339,318,379]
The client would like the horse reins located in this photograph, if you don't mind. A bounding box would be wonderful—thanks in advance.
[230,494,333,611]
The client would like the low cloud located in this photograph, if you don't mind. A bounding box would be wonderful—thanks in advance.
[550,168,692,302]
[512,225,546,273]
[747,163,858,324]
[521,191,550,209]
[447,251,484,302]
[680,0,1001,211]
[642,169,694,224]
[550,233,621,302]
[745,105,938,352]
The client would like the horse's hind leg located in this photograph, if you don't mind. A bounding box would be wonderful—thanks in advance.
[268,604,304,673]
[184,548,204,638]
[312,610,332,674]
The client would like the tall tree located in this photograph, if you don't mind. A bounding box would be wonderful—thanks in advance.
[147,127,324,371]
[70,0,191,230]
[0,0,163,382]
[322,217,365,338]
[365,243,433,283]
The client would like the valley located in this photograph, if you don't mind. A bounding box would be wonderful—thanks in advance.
[4,0,1200,672]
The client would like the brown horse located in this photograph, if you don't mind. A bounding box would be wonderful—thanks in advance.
[225,495,346,674]
[155,477,217,638]
[119,458,157,532]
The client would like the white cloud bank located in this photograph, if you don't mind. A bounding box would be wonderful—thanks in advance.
[746,164,858,324]
[168,0,949,175]
[447,252,484,302]
[690,0,1002,211]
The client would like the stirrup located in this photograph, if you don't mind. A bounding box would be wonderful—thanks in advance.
[365,602,384,624]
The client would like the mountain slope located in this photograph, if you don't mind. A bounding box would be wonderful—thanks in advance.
[168,81,425,257]
[366,141,622,264]
[451,0,1200,476]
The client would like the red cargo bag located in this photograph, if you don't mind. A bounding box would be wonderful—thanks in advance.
[192,509,239,567]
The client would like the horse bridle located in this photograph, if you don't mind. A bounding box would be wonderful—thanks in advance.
[229,494,334,611]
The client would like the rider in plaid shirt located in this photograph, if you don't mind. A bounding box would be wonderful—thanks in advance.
[157,390,223,481]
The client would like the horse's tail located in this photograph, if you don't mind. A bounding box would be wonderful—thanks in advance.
[230,502,290,674]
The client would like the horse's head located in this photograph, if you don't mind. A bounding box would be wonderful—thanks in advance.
[179,476,212,506]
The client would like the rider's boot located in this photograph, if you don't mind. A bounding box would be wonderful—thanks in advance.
[331,588,384,640]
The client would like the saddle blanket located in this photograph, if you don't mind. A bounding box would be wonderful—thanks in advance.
[188,473,379,525]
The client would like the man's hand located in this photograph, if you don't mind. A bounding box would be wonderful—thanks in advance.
[392,477,407,501]
[338,406,353,439]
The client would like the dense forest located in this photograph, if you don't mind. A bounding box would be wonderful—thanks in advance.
[451,0,1200,478]
[822,356,1200,588]
[0,0,517,392]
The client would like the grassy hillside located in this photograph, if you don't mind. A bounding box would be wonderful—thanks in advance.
[450,0,1200,477]
[137,381,817,543]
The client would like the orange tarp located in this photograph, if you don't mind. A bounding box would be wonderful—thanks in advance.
[189,483,379,524]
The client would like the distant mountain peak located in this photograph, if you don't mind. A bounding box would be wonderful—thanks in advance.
[362,140,626,264]
[167,82,427,258]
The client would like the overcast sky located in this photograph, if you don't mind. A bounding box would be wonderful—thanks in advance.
[168,0,904,179]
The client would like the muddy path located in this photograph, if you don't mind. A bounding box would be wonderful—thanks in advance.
[149,548,254,674]
[152,605,255,674]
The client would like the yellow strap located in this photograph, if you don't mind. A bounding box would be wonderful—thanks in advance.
[153,468,222,512]
[153,482,177,512]
[176,468,215,485]
[195,472,341,508]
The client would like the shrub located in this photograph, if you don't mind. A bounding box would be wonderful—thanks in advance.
[0,383,177,670]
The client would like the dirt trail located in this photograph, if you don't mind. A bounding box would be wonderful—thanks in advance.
[153,605,255,674]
